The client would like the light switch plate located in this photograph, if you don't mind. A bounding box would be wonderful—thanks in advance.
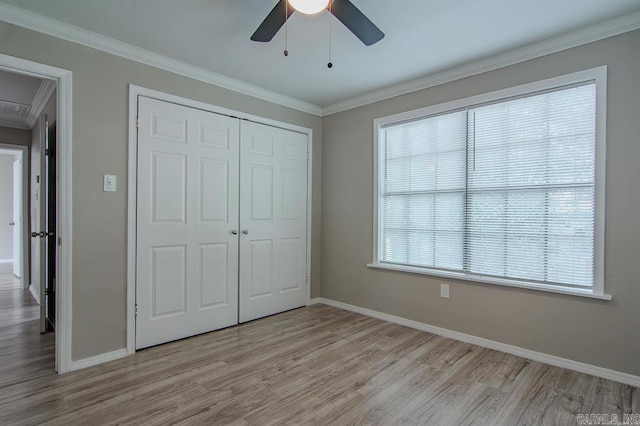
[103,174,117,192]
[440,283,450,299]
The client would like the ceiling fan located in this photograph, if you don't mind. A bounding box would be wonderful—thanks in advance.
[251,0,385,46]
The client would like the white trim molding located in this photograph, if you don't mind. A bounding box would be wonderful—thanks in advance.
[126,86,138,356]
[29,283,40,305]
[0,2,322,117]
[307,298,320,306]
[322,11,640,115]
[367,263,612,301]
[0,112,29,129]
[25,79,57,128]
[317,298,640,388]
[69,348,128,372]
[0,53,73,374]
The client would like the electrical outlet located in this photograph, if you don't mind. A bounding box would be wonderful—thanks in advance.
[440,283,450,299]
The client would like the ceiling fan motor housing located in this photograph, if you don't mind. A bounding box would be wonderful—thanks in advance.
[251,0,385,46]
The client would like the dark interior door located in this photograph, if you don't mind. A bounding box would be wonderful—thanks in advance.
[45,122,56,331]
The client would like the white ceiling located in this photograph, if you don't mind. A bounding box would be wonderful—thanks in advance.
[2,0,640,109]
[0,69,50,129]
[0,69,42,104]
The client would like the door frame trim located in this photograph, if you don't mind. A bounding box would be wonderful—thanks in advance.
[0,144,28,288]
[126,85,314,354]
[0,54,73,374]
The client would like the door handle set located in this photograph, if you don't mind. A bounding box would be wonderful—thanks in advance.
[230,230,250,235]
[31,231,53,238]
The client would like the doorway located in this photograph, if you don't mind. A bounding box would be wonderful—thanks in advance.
[0,145,40,337]
[0,146,27,291]
[0,53,72,373]
[0,73,57,359]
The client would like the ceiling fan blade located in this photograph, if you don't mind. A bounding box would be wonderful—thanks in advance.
[330,0,384,46]
[251,0,295,42]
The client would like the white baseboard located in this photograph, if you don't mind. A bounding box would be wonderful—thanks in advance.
[307,297,320,306]
[69,348,129,372]
[29,284,40,305]
[317,297,640,388]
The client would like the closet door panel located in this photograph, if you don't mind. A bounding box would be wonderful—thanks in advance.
[136,97,240,349]
[239,121,308,322]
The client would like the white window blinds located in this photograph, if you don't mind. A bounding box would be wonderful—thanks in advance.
[379,82,597,289]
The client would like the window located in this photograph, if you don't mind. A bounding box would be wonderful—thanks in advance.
[371,68,608,298]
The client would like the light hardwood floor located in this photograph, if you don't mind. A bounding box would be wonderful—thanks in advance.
[0,289,637,425]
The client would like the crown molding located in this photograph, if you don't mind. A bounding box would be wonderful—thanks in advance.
[0,78,55,129]
[1,3,638,118]
[0,116,29,129]
[0,2,323,116]
[322,10,640,116]
[24,78,56,128]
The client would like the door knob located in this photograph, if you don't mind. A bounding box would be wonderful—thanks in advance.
[231,230,238,235]
[30,231,52,238]
[9,222,15,226]
[242,229,249,235]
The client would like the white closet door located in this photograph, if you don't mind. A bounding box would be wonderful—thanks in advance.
[239,121,308,322]
[136,97,240,349]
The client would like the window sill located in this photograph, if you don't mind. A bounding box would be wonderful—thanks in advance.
[366,263,612,301]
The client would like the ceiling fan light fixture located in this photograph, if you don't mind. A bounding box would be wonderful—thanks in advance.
[288,0,329,15]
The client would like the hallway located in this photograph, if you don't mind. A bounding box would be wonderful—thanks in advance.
[0,261,40,330]
[0,261,54,408]
[0,262,21,291]
[1,260,40,329]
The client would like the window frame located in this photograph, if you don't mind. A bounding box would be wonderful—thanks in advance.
[369,67,610,300]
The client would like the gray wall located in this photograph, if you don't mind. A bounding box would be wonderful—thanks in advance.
[321,30,640,376]
[0,21,322,360]
[0,154,14,260]
[0,126,31,147]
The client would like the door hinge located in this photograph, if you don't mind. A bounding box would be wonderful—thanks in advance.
[136,118,140,128]
[45,149,50,156]
[135,304,138,316]
[58,237,62,246]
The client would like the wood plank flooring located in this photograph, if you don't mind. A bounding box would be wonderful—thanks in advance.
[1,289,637,425]
[0,262,22,291]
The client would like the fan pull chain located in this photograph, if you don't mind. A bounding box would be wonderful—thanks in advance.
[327,1,333,68]
[284,1,289,56]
